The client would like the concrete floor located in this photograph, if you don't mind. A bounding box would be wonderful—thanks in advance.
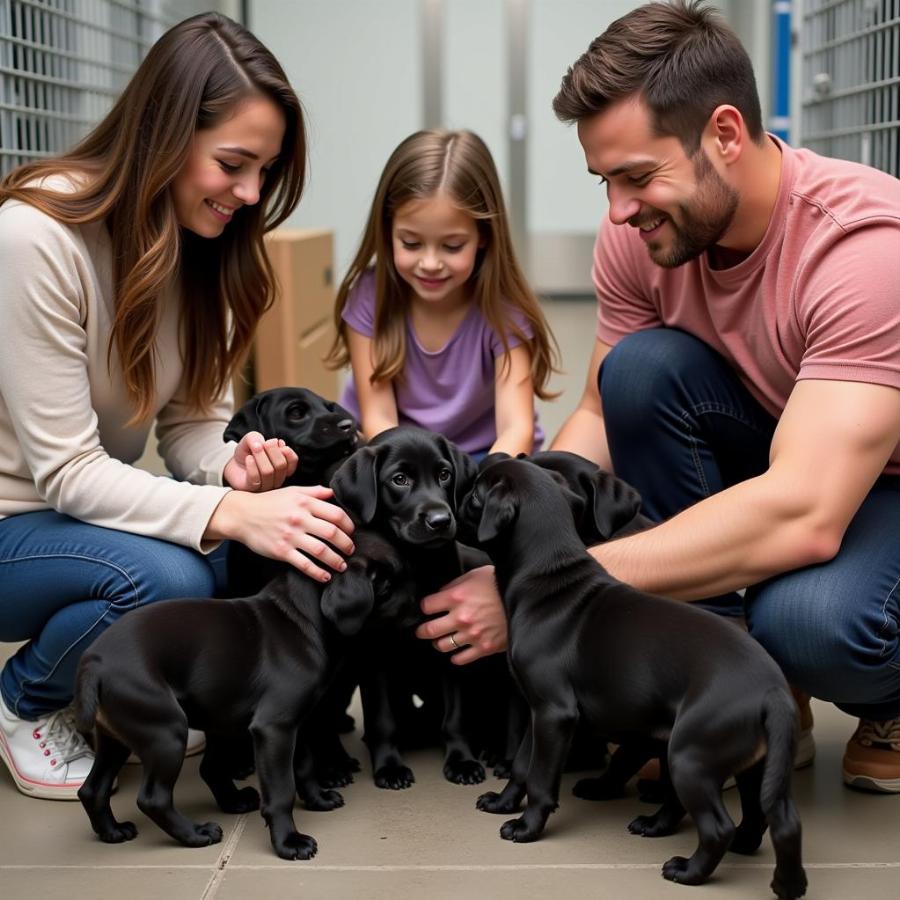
[2,300,899,899]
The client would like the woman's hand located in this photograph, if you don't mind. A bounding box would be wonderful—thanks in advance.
[206,485,355,583]
[415,565,508,664]
[224,431,299,492]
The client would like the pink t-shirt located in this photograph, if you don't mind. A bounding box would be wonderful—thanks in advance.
[594,136,900,475]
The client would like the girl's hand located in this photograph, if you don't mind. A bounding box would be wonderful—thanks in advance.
[224,431,298,492]
[207,485,355,583]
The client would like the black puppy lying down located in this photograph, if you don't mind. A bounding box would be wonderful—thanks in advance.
[73,529,418,860]
[462,459,806,899]
[224,386,359,487]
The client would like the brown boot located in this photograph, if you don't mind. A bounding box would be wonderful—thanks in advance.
[843,717,900,793]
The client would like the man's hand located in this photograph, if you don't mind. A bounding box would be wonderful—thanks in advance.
[416,566,507,665]
[224,431,298,492]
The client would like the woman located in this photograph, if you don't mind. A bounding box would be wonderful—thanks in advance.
[0,12,354,800]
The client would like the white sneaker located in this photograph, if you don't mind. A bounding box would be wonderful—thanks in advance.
[126,728,206,764]
[0,695,94,800]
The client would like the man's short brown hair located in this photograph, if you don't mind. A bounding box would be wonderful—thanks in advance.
[553,1,763,153]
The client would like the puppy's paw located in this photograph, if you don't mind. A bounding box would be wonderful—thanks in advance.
[219,786,260,814]
[374,763,415,790]
[183,822,223,847]
[771,866,808,900]
[572,776,624,801]
[98,821,138,843]
[304,788,344,812]
[661,855,706,885]
[476,790,521,814]
[627,813,677,837]
[274,831,318,861]
[499,816,540,843]
[318,756,361,788]
[661,855,690,882]
[444,758,485,785]
[318,769,355,789]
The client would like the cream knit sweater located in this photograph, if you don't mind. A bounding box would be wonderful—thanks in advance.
[0,195,236,552]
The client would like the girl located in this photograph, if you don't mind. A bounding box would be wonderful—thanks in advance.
[327,130,559,458]
[0,13,354,800]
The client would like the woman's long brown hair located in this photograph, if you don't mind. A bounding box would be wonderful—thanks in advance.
[0,12,306,423]
[326,129,559,399]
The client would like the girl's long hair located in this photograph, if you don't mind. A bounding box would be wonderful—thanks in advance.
[0,12,306,423]
[326,129,559,399]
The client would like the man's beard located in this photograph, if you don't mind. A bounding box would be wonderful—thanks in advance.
[639,150,739,269]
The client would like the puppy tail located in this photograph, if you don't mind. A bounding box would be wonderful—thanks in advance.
[759,687,798,813]
[73,653,102,733]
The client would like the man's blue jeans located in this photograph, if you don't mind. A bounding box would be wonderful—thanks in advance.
[0,510,228,719]
[599,328,900,721]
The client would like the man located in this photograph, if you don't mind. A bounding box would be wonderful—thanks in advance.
[417,0,900,792]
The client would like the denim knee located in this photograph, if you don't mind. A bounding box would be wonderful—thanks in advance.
[747,568,900,712]
[132,541,217,606]
[600,329,717,435]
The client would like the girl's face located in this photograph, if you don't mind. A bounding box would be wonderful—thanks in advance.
[171,95,285,238]
[391,191,482,307]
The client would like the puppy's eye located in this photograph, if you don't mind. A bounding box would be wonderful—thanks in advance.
[286,402,308,421]
[438,468,452,484]
[392,472,410,486]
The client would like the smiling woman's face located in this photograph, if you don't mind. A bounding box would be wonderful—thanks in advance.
[171,95,285,238]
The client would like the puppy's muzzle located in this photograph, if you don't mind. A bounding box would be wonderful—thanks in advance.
[424,509,452,532]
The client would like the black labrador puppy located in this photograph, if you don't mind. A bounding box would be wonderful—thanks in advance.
[525,450,653,541]
[223,387,360,597]
[224,386,360,487]
[73,528,418,861]
[470,449,652,776]
[461,459,806,899]
[330,425,485,788]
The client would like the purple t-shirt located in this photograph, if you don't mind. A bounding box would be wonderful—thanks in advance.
[340,270,544,454]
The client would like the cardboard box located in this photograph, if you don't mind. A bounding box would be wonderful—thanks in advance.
[251,228,343,402]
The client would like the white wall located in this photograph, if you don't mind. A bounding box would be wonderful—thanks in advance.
[248,1,780,286]
[249,0,422,275]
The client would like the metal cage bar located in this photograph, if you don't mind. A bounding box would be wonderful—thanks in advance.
[0,0,180,175]
[801,0,900,176]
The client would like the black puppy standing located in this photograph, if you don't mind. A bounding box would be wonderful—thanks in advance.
[462,459,806,899]
[331,425,485,788]
[73,529,418,860]
[223,387,360,596]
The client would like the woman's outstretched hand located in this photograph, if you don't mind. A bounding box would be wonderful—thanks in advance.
[224,431,299,492]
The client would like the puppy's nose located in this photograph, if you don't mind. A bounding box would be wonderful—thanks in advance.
[424,510,452,531]
[336,418,354,433]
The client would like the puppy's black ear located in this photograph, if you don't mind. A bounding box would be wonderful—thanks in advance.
[224,393,269,443]
[477,483,518,543]
[320,575,374,637]
[330,445,384,523]
[589,470,643,540]
[437,435,478,506]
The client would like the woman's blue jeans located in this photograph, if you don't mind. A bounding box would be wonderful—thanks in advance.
[599,328,900,721]
[0,510,228,720]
